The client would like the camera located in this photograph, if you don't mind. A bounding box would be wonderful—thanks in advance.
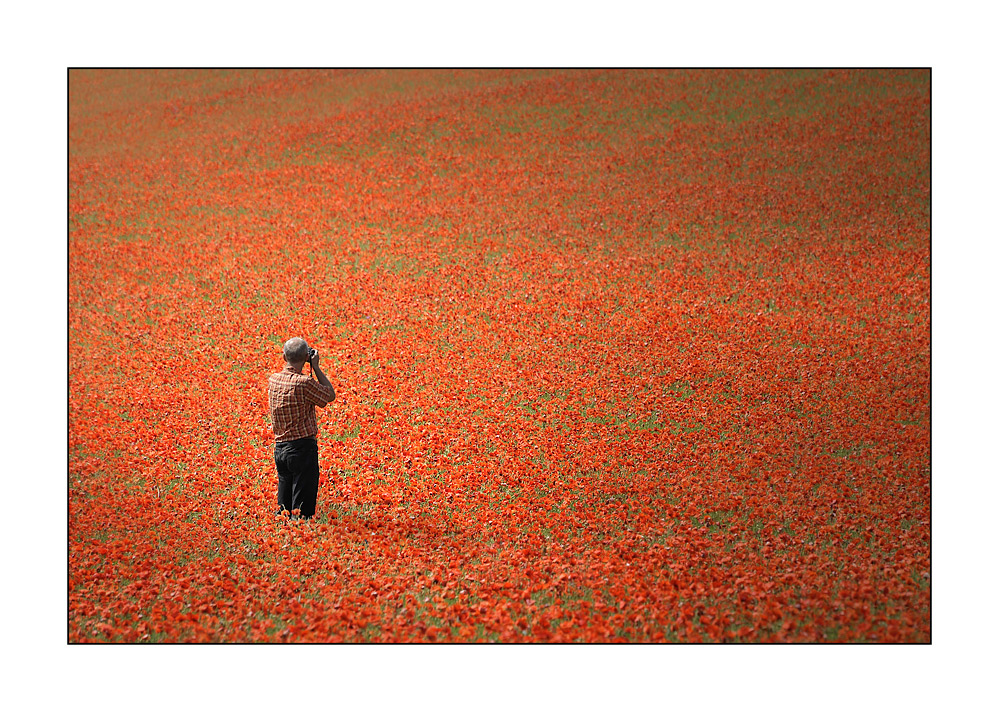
[308,348,317,361]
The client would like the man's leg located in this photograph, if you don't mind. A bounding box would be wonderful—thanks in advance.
[289,438,320,519]
[299,439,321,519]
[274,443,294,514]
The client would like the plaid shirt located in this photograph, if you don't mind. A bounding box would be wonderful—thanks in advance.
[268,365,336,442]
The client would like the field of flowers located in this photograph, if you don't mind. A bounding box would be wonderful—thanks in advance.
[68,68,929,643]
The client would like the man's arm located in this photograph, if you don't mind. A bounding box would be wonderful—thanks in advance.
[309,351,336,403]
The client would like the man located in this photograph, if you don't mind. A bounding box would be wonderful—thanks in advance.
[268,337,337,520]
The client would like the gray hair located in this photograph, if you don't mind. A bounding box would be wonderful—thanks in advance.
[283,337,310,364]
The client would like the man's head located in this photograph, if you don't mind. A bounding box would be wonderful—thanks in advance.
[283,337,311,366]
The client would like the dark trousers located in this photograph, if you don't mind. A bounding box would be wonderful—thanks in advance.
[274,437,320,518]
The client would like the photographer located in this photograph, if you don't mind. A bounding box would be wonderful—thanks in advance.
[267,337,336,520]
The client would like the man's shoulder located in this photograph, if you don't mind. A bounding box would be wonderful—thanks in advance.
[269,370,307,387]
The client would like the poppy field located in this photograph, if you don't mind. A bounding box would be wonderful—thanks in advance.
[68,69,930,643]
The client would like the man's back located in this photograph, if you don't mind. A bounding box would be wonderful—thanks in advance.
[268,365,336,441]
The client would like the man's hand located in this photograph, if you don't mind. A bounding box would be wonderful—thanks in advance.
[309,348,320,368]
